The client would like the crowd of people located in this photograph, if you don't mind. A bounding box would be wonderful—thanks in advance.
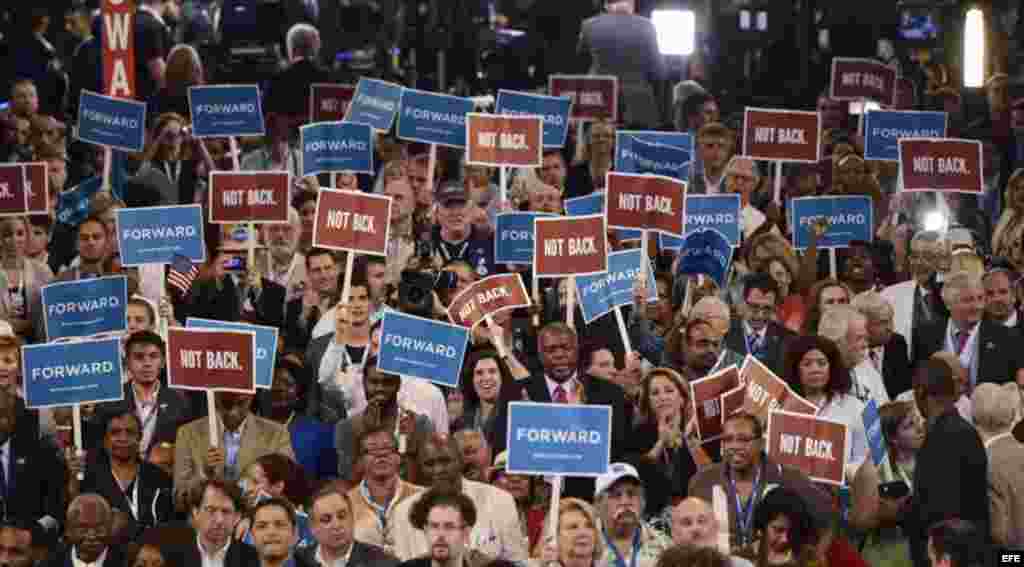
[0,1,1019,567]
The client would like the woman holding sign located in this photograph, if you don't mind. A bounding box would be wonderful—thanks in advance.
[783,336,869,475]
[626,368,707,521]
[0,216,52,340]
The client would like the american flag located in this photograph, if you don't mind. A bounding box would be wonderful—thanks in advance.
[167,254,199,298]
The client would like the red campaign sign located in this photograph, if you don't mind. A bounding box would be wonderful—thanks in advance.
[898,138,983,193]
[533,214,608,277]
[447,273,531,328]
[23,162,49,214]
[167,327,256,393]
[0,164,47,216]
[720,385,746,422]
[313,188,392,255]
[740,355,817,426]
[690,365,740,441]
[742,108,822,163]
[548,75,617,123]
[309,83,356,123]
[102,0,136,98]
[465,113,543,168]
[767,410,849,486]
[830,57,897,105]
[605,172,686,237]
[209,171,290,224]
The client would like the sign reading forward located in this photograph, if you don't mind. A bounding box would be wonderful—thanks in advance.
[495,89,572,148]
[188,85,265,138]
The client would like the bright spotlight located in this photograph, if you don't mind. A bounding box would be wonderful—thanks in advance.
[652,10,695,56]
[923,210,947,233]
[963,8,985,88]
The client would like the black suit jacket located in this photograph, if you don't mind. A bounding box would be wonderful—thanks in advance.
[285,297,323,354]
[912,318,1024,385]
[909,409,990,567]
[170,538,260,567]
[80,456,174,538]
[724,320,794,378]
[265,58,332,116]
[300,541,400,567]
[5,429,65,526]
[491,372,629,501]
[880,332,912,398]
[98,383,193,454]
[41,546,125,567]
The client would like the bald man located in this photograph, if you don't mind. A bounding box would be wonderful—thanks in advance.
[671,498,753,567]
[43,494,123,567]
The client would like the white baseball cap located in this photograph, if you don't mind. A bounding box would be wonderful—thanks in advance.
[594,462,641,498]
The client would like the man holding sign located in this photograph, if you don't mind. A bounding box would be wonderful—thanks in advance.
[169,328,294,497]
[491,322,628,501]
[688,413,835,550]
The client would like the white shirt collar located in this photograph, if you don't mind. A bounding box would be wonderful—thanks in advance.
[1004,311,1018,328]
[72,547,108,567]
[197,534,230,561]
[315,543,354,567]
[545,373,578,399]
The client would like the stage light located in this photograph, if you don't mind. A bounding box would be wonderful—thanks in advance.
[963,8,985,88]
[652,10,695,56]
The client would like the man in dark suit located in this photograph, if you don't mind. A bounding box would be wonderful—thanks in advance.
[285,249,340,353]
[908,359,989,567]
[301,484,399,567]
[0,391,64,529]
[265,23,331,121]
[577,0,663,127]
[98,331,193,455]
[41,494,123,567]
[983,267,1023,332]
[491,322,629,501]
[912,271,1024,387]
[724,273,795,377]
[854,291,913,398]
[169,479,259,567]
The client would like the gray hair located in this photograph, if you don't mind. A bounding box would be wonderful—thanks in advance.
[941,271,983,307]
[972,383,1020,434]
[286,24,320,61]
[817,305,865,344]
[67,493,113,526]
[851,290,893,322]
[725,156,761,182]
[691,296,730,321]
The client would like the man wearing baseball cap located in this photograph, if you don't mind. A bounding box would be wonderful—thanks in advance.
[594,463,672,567]
[429,182,497,279]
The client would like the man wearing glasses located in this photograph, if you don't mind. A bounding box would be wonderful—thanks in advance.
[724,273,795,377]
[398,489,490,567]
[725,156,767,240]
[881,230,949,359]
[688,413,832,552]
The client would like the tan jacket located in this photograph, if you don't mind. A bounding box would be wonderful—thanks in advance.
[987,433,1024,546]
[173,413,295,498]
[347,479,424,551]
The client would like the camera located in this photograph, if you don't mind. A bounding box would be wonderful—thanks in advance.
[398,269,459,317]
[223,255,247,272]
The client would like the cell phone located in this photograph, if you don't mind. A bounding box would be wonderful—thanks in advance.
[879,480,910,499]
[223,255,246,272]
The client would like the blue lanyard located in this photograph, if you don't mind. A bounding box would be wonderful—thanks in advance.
[359,481,392,530]
[728,469,762,542]
[603,528,642,567]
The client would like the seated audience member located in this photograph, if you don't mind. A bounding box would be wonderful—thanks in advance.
[347,426,423,551]
[594,463,673,567]
[398,488,493,567]
[42,494,123,567]
[168,479,259,567]
[303,483,400,567]
[672,498,754,567]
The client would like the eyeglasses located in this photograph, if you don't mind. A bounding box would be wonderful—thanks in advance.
[426,522,465,533]
[745,304,775,315]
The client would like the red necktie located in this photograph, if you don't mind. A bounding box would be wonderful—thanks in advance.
[553,385,568,404]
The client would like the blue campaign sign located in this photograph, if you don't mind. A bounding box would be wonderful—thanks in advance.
[494,212,554,265]
[56,176,104,227]
[344,78,403,132]
[618,130,693,152]
[397,89,474,148]
[377,311,470,388]
[77,90,146,152]
[42,276,128,341]
[187,318,278,389]
[863,110,947,162]
[615,135,691,182]
[300,122,374,177]
[564,194,642,241]
[495,89,572,148]
[23,337,124,409]
[790,196,873,250]
[863,399,888,467]
[116,204,207,266]
[188,85,265,138]
[575,249,658,324]
[661,195,742,250]
[506,402,612,477]
[676,228,734,287]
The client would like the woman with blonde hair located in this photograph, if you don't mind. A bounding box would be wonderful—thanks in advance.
[0,216,52,339]
[565,120,615,197]
[148,43,205,121]
[992,169,1024,271]
[533,498,606,567]
[138,112,215,204]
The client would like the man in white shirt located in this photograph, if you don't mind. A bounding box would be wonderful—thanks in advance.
[257,208,307,303]
[303,484,400,567]
[56,494,120,567]
[389,435,526,562]
[881,231,946,359]
[818,305,890,407]
[724,156,766,240]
